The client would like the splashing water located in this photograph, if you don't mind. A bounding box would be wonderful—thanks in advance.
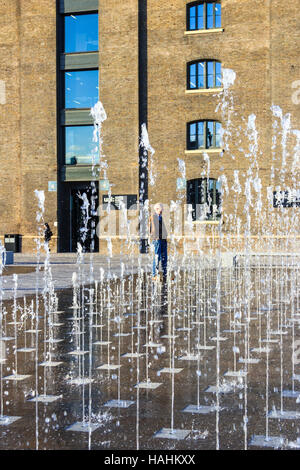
[140,123,156,186]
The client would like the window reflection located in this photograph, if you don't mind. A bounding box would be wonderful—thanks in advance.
[65,70,99,109]
[189,6,197,30]
[187,60,221,89]
[207,3,214,29]
[215,3,221,27]
[65,126,98,165]
[187,120,222,150]
[189,63,197,88]
[64,13,99,53]
[216,62,222,85]
[187,2,221,30]
[187,178,222,221]
[207,61,214,88]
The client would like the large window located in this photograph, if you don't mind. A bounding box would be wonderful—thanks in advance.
[187,178,221,221]
[187,120,222,150]
[65,126,98,165]
[187,2,221,31]
[64,13,99,53]
[65,70,99,109]
[188,60,222,89]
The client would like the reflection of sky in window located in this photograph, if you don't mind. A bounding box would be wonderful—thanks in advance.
[65,126,98,165]
[198,121,204,147]
[188,61,222,89]
[209,179,215,190]
[190,123,196,141]
[207,3,214,28]
[189,121,221,149]
[65,70,98,108]
[189,6,196,29]
[65,14,98,53]
[189,3,221,31]
[207,61,214,87]
[197,4,204,29]
[189,63,197,88]
[216,62,222,84]
[198,62,204,87]
[215,3,221,27]
[198,122,204,135]
[215,122,222,147]
[189,62,205,89]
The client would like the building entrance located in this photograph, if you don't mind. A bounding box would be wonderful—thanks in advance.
[70,183,99,253]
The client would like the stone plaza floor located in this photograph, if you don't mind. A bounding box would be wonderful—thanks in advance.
[0,254,299,450]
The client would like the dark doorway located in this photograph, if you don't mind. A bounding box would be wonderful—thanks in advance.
[70,182,99,253]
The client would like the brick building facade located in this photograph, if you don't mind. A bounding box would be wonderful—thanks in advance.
[0,0,299,254]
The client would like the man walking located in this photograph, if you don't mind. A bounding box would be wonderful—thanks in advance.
[150,203,168,281]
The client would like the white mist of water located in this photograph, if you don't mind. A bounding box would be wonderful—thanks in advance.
[222,68,236,90]
[140,123,156,187]
[271,105,291,169]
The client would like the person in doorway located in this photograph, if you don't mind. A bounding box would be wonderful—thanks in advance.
[44,223,53,249]
[150,203,168,281]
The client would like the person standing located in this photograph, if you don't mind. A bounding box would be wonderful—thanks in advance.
[44,223,53,249]
[150,203,168,280]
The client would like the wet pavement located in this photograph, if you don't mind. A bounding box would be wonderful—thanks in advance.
[0,265,299,450]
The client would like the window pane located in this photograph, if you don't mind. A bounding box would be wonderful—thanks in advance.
[207,3,214,16]
[207,61,214,75]
[198,62,205,87]
[197,4,204,29]
[188,123,197,148]
[189,64,197,88]
[207,121,214,148]
[65,14,98,53]
[189,123,196,139]
[198,134,204,148]
[65,126,98,165]
[199,179,206,204]
[207,75,214,88]
[207,75,215,88]
[215,62,222,86]
[197,122,204,148]
[215,3,221,27]
[65,70,99,109]
[207,61,214,88]
[206,3,214,28]
[189,6,196,30]
[216,73,222,86]
[209,179,215,190]
[215,122,222,147]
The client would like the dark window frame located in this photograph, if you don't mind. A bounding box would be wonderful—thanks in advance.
[186,1,221,31]
[187,120,222,150]
[187,178,222,221]
[187,59,222,90]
